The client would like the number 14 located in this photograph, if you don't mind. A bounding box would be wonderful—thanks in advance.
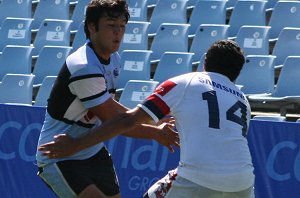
[202,90,248,137]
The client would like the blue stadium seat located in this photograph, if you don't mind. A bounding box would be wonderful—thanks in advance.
[0,17,33,51]
[248,56,300,115]
[271,27,300,68]
[0,45,33,80]
[188,0,227,35]
[32,46,72,85]
[0,74,35,105]
[228,0,266,37]
[252,115,286,121]
[196,53,206,72]
[152,52,194,83]
[187,0,199,7]
[32,19,72,56]
[150,23,190,61]
[128,0,148,22]
[148,0,188,34]
[226,0,238,10]
[34,76,57,106]
[189,24,229,63]
[71,21,86,53]
[146,0,158,6]
[119,21,150,53]
[268,1,300,40]
[70,0,90,32]
[117,50,152,90]
[32,0,70,30]
[235,55,276,95]
[235,25,271,56]
[0,0,32,25]
[118,80,159,109]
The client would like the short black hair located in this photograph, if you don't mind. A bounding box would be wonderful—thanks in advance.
[204,40,245,82]
[84,0,130,39]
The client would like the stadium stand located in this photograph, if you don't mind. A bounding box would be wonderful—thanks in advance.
[0,0,32,25]
[127,0,148,22]
[252,115,286,121]
[150,23,190,61]
[70,0,90,32]
[188,0,227,35]
[248,56,300,116]
[118,21,150,53]
[0,73,34,105]
[271,27,300,69]
[152,51,194,83]
[71,21,86,53]
[235,55,276,95]
[117,50,152,90]
[33,76,57,107]
[0,45,33,80]
[189,24,229,64]
[268,0,300,40]
[148,0,188,34]
[0,17,33,51]
[228,0,266,37]
[32,46,71,86]
[235,25,271,56]
[31,19,72,56]
[31,0,70,30]
[118,79,159,108]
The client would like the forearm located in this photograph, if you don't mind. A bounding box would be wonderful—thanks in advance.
[122,124,160,140]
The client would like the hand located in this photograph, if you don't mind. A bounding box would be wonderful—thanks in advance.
[157,115,176,126]
[155,123,180,153]
[38,134,78,159]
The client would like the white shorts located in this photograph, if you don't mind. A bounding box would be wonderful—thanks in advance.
[143,169,255,198]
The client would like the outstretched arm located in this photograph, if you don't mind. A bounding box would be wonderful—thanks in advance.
[38,105,179,158]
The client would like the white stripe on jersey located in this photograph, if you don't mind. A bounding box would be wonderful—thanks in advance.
[69,77,107,100]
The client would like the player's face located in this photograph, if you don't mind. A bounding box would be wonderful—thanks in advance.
[91,16,126,57]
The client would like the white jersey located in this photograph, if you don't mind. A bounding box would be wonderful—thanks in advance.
[139,72,254,192]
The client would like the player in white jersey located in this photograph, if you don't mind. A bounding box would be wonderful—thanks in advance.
[35,1,178,198]
[39,40,255,198]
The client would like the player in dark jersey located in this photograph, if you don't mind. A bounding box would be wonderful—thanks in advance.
[36,1,178,198]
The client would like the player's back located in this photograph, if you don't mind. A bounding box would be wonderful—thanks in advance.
[169,72,253,192]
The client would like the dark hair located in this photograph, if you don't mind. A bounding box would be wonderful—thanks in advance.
[204,40,245,82]
[84,0,130,39]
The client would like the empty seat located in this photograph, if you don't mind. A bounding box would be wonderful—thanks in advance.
[118,80,159,108]
[271,27,300,68]
[117,50,152,89]
[32,46,72,85]
[248,56,300,115]
[148,0,188,34]
[235,55,276,95]
[0,0,32,25]
[252,115,286,121]
[228,0,266,37]
[150,23,190,61]
[71,21,86,53]
[0,74,34,105]
[32,19,72,56]
[0,45,33,80]
[32,0,70,30]
[118,21,150,53]
[70,0,90,32]
[189,24,229,63]
[235,25,271,56]
[188,0,227,35]
[153,52,194,83]
[268,1,300,40]
[0,17,33,51]
[34,76,57,106]
[128,0,148,22]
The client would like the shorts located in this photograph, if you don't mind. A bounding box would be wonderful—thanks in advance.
[143,169,254,198]
[37,147,120,197]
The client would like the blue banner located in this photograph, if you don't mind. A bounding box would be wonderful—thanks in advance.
[248,120,300,198]
[0,103,300,198]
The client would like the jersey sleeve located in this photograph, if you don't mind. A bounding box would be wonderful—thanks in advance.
[138,76,187,123]
[69,67,111,109]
